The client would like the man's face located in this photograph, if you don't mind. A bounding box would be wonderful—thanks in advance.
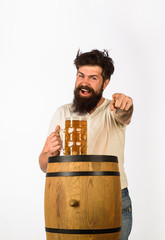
[75,65,104,97]
[72,65,109,114]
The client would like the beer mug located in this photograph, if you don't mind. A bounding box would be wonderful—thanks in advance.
[60,116,87,155]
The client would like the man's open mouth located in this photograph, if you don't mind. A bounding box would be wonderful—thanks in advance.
[77,85,93,97]
[80,88,91,95]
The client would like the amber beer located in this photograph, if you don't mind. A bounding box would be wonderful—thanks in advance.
[64,117,87,155]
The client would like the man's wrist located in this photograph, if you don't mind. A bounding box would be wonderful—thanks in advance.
[114,105,133,124]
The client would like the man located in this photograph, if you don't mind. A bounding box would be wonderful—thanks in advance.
[39,49,133,240]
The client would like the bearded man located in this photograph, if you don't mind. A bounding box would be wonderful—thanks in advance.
[39,49,133,240]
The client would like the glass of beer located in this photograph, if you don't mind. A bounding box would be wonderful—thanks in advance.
[62,116,87,155]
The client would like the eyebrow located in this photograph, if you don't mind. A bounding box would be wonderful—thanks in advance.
[77,71,98,78]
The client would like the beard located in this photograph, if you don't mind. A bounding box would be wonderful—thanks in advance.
[72,84,103,115]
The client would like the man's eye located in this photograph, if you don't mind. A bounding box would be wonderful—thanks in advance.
[79,75,84,78]
[91,77,97,80]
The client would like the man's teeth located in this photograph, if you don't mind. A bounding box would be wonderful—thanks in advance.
[82,89,90,93]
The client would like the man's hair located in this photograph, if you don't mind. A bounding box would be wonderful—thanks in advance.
[74,49,114,82]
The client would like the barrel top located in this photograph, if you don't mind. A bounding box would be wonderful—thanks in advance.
[48,155,118,163]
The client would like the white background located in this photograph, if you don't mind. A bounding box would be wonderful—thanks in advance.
[0,0,165,239]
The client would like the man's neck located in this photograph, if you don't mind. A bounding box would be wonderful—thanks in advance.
[89,97,105,114]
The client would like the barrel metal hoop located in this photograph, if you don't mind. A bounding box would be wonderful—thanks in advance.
[46,171,120,177]
[48,155,118,163]
[45,227,121,234]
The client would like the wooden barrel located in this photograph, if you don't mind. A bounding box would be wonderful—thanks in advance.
[44,155,121,240]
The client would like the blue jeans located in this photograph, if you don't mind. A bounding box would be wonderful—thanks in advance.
[120,188,133,240]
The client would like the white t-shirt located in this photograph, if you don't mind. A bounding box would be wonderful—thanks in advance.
[48,98,128,189]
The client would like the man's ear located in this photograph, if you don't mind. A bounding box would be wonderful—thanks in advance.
[103,79,110,90]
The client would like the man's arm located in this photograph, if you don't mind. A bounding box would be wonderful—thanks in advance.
[110,93,133,125]
[39,125,62,172]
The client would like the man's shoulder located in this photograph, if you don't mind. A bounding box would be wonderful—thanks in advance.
[55,103,73,115]
[57,103,72,110]
[103,98,112,110]
[104,98,111,105]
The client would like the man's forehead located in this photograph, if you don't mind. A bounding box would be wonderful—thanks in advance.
[77,65,102,75]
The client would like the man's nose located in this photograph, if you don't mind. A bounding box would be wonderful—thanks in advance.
[82,76,90,83]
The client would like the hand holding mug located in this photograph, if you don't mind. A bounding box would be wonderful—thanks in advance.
[43,125,62,156]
